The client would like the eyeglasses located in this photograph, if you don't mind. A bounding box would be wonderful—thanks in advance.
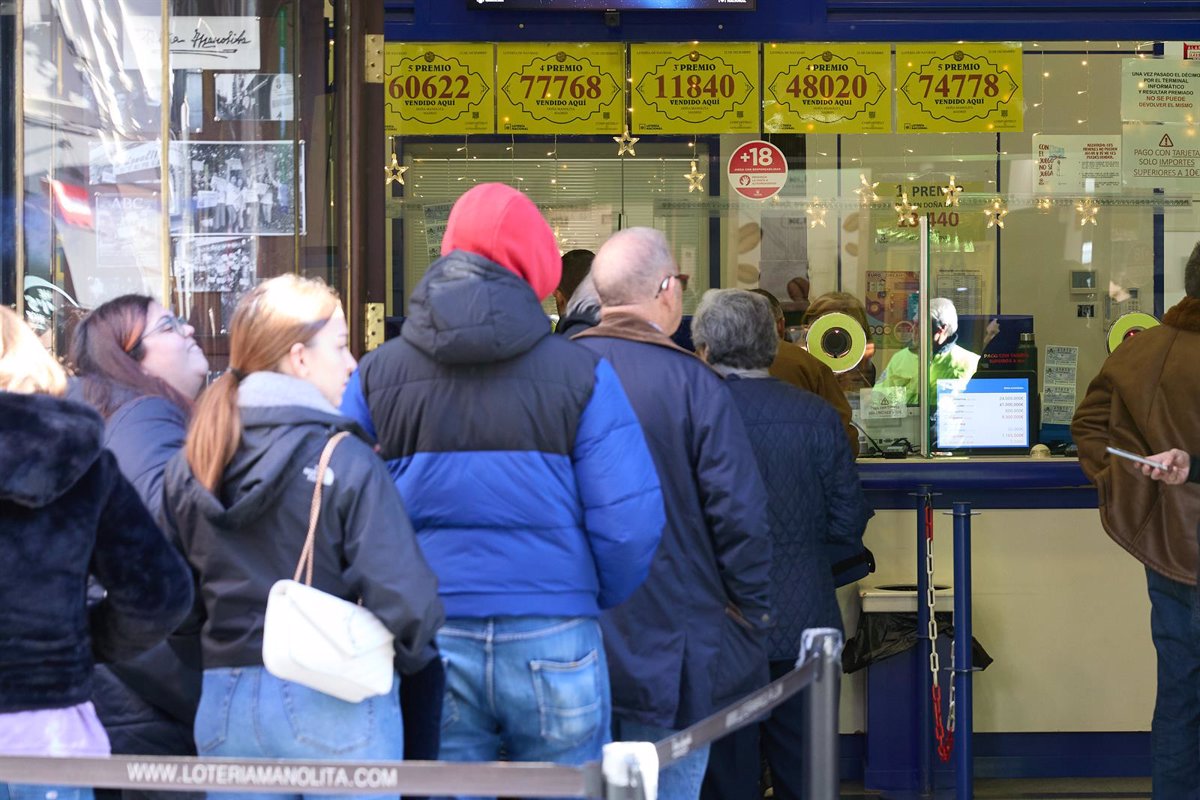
[655,273,690,298]
[128,314,189,354]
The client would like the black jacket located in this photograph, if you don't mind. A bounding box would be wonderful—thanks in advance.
[161,383,444,674]
[0,391,194,713]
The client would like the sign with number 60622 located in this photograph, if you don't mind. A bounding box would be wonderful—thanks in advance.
[385,43,494,136]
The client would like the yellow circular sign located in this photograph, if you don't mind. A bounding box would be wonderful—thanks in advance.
[806,312,867,373]
[1106,312,1159,354]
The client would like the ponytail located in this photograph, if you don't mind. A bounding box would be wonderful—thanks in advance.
[184,371,244,492]
[183,275,340,493]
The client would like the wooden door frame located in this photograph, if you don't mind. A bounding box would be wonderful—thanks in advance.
[336,0,385,356]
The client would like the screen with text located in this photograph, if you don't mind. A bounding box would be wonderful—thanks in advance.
[936,377,1030,450]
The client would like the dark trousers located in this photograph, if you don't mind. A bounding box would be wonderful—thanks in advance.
[400,656,446,800]
[701,660,805,800]
[1145,567,1200,800]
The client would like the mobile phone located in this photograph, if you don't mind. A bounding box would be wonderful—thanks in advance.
[1106,445,1168,471]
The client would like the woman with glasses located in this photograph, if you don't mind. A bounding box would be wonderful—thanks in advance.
[0,305,193,800]
[68,296,210,794]
[161,276,442,796]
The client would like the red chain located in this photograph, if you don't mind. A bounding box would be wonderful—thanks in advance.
[932,685,954,761]
[926,496,952,762]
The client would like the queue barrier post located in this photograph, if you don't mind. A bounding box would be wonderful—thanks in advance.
[802,627,844,800]
[602,742,657,800]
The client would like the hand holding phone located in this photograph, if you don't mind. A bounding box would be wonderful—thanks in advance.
[1106,446,1168,470]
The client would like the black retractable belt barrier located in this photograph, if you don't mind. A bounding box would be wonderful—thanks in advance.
[0,630,844,800]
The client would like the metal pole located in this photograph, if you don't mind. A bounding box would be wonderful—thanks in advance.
[952,502,975,800]
[916,484,934,797]
[802,628,843,800]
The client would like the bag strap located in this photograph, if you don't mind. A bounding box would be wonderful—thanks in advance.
[293,431,352,586]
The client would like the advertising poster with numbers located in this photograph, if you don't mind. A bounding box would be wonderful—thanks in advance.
[763,44,891,134]
[385,43,494,136]
[497,43,624,134]
[631,43,759,134]
[896,43,1023,133]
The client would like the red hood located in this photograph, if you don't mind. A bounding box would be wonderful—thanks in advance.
[441,183,560,301]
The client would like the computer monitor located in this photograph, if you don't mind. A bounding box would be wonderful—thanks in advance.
[934,370,1036,455]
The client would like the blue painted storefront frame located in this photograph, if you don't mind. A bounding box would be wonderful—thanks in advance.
[386,0,1200,42]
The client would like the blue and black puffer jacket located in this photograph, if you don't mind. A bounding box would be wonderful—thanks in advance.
[341,251,665,620]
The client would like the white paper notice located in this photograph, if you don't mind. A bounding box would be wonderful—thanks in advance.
[125,17,261,71]
[1121,59,1200,124]
[1041,345,1079,426]
[1034,135,1122,194]
[1123,123,1200,190]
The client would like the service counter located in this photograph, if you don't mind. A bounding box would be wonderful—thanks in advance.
[838,457,1153,778]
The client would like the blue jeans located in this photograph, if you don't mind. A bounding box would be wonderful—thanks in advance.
[0,786,93,800]
[613,719,710,800]
[1146,567,1200,800]
[194,667,403,800]
[436,617,609,778]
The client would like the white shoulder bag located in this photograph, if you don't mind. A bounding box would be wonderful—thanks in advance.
[262,432,396,703]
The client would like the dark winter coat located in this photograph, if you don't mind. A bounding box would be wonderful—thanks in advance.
[87,395,202,757]
[724,375,873,661]
[340,252,664,620]
[161,375,444,674]
[575,314,773,729]
[0,391,194,713]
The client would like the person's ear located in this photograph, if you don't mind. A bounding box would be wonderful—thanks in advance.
[280,341,307,377]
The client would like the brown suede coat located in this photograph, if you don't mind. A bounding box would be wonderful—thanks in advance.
[1071,296,1200,585]
[769,340,860,457]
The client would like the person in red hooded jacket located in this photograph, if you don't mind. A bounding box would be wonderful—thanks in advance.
[340,183,665,770]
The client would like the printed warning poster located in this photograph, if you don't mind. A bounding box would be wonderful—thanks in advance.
[1121,59,1200,124]
[1034,134,1122,194]
[1122,123,1200,190]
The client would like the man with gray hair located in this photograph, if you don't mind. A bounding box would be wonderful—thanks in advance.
[877,296,980,406]
[573,228,772,800]
[692,289,870,800]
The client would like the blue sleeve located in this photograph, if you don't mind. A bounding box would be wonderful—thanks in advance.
[694,382,773,626]
[339,369,377,440]
[572,358,665,609]
[104,397,187,521]
[814,406,873,547]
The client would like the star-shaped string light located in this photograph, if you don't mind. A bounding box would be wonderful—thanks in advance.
[385,152,408,186]
[1035,197,1053,212]
[805,196,828,228]
[983,197,1009,229]
[854,174,880,208]
[613,128,639,157]
[1076,196,1099,226]
[894,192,920,227]
[684,160,706,193]
[940,175,963,207]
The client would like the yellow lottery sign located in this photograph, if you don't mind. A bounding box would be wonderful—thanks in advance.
[497,44,624,134]
[896,43,1023,133]
[764,44,890,134]
[385,44,494,136]
[631,43,758,134]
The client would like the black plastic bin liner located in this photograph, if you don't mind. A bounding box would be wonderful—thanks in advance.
[843,610,993,674]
